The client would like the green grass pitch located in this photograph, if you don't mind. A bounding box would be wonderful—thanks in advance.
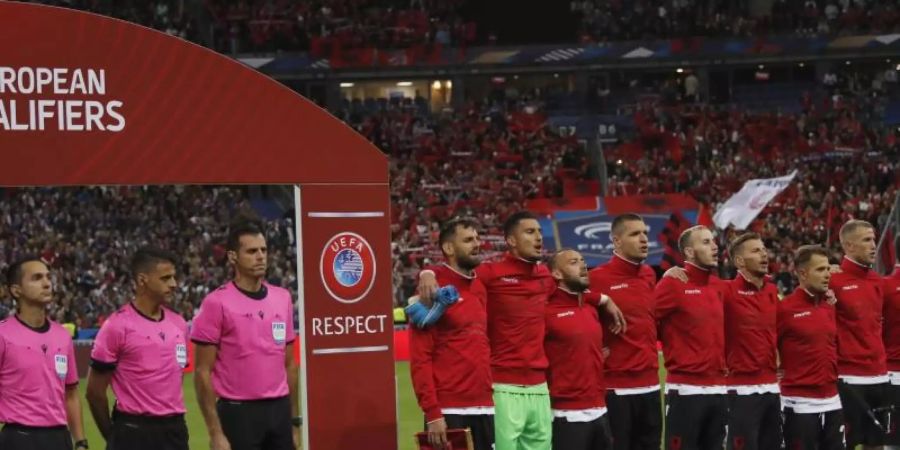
[78,362,424,450]
[79,360,666,449]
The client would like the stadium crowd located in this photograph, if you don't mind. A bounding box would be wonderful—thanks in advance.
[207,0,478,55]
[22,0,199,40]
[16,0,477,54]
[19,0,900,55]
[574,0,900,42]
[0,186,298,329]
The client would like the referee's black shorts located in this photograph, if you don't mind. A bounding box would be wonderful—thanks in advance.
[837,381,890,447]
[606,389,662,450]
[217,395,293,450]
[0,423,72,450]
[726,392,782,450]
[107,410,189,450]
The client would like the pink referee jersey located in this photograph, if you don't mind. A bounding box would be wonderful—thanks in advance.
[190,282,295,400]
[90,303,189,416]
[0,316,78,426]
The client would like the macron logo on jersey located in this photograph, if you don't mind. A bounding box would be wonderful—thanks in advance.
[737,290,756,296]
[842,285,859,291]
[793,311,812,318]
[610,283,629,290]
[557,311,575,318]
[684,289,702,295]
[500,277,520,284]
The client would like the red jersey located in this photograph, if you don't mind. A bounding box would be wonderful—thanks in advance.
[477,253,554,385]
[723,273,779,386]
[544,288,606,410]
[884,265,900,372]
[777,288,838,398]
[655,263,726,386]
[409,264,493,422]
[830,257,888,378]
[588,254,659,389]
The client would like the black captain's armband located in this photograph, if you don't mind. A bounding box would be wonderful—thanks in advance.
[89,358,116,372]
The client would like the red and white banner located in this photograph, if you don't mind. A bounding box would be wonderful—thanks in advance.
[713,171,797,230]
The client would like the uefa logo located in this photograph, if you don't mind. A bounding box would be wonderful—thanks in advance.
[320,232,376,304]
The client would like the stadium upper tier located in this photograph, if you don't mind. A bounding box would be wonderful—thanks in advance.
[20,0,900,60]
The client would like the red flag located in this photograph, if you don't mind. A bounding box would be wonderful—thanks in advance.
[825,197,839,245]
[697,204,714,228]
[659,211,690,270]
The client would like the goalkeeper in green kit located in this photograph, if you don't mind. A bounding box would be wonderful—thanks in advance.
[420,212,625,450]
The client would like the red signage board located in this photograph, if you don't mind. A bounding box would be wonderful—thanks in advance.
[0,3,396,449]
[298,184,395,449]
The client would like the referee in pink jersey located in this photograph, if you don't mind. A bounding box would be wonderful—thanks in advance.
[0,257,86,450]
[192,220,300,450]
[86,247,189,450]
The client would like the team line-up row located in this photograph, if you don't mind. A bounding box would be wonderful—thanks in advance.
[409,212,899,450]
[0,213,897,450]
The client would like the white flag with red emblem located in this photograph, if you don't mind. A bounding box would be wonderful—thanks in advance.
[713,171,797,230]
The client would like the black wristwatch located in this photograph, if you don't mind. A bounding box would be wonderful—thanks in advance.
[75,439,89,449]
[292,416,303,427]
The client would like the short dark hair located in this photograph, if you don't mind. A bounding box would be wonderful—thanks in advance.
[728,232,762,258]
[678,225,708,255]
[839,220,874,243]
[131,247,178,276]
[611,213,644,236]
[226,218,265,252]
[503,211,539,238]
[547,248,577,271]
[5,256,46,299]
[438,217,479,247]
[794,245,829,269]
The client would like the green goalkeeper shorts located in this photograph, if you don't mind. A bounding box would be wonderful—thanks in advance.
[492,383,552,450]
